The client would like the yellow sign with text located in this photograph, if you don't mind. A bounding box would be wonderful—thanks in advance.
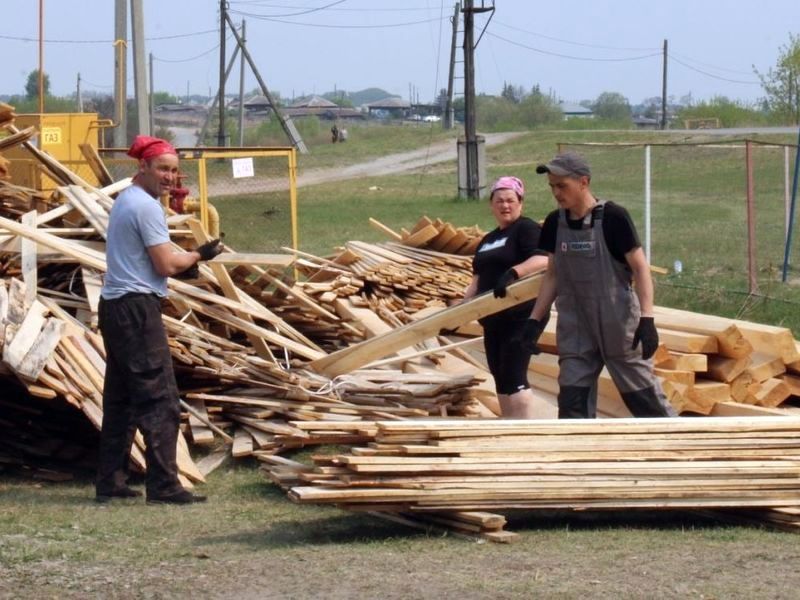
[41,127,62,145]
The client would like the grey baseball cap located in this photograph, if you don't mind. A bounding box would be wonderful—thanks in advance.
[536,152,591,178]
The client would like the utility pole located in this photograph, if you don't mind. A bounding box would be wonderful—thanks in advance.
[444,2,460,130]
[218,0,227,147]
[114,0,127,147]
[130,0,150,135]
[462,0,478,198]
[661,39,668,130]
[237,20,246,146]
[148,52,154,135]
[38,0,44,114]
[77,73,83,112]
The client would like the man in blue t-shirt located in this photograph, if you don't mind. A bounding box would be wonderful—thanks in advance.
[96,135,222,505]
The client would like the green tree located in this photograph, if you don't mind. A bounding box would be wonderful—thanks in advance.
[500,82,521,104]
[25,69,50,100]
[152,91,179,106]
[755,33,800,124]
[592,91,631,121]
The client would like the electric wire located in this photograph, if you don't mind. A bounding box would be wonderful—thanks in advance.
[487,31,662,62]
[225,12,447,28]
[228,0,346,19]
[669,51,758,76]
[413,0,447,197]
[669,54,760,85]
[230,1,440,9]
[492,19,660,52]
[0,29,218,44]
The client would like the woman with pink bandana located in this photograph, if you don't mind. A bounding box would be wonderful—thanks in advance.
[463,176,548,418]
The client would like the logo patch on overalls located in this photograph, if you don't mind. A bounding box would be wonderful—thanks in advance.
[567,241,595,253]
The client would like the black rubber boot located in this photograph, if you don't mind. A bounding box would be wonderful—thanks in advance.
[557,385,595,419]
[621,386,677,417]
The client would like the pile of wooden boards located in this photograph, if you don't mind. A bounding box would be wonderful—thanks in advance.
[7,105,800,540]
[370,215,485,255]
[0,110,487,480]
[471,305,800,419]
[294,240,472,325]
[285,417,800,538]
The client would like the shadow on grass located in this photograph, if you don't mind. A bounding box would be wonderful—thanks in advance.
[504,508,736,533]
[193,511,433,550]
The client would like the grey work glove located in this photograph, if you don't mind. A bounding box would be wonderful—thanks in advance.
[196,237,223,261]
[514,318,546,355]
[493,268,519,298]
[632,316,659,360]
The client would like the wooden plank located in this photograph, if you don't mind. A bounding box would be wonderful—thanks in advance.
[188,218,306,363]
[78,142,113,187]
[3,300,47,369]
[185,398,216,446]
[403,224,440,248]
[746,353,786,383]
[706,354,752,383]
[657,329,718,354]
[310,274,543,376]
[15,318,65,379]
[20,211,37,306]
[746,378,791,408]
[653,307,752,358]
[368,217,403,241]
[232,427,254,457]
[209,252,295,268]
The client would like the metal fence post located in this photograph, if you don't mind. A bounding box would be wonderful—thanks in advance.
[644,144,652,263]
[745,140,758,294]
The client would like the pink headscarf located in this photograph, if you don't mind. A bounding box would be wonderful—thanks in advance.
[490,176,524,200]
[127,135,177,161]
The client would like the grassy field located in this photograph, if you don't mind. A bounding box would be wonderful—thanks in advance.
[4,465,800,600]
[214,126,800,332]
[4,126,800,598]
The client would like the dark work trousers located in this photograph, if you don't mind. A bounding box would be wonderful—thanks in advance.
[483,318,533,395]
[97,293,183,498]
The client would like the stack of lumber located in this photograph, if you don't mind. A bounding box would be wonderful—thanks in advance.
[0,108,488,480]
[293,240,472,328]
[370,215,485,255]
[289,417,800,515]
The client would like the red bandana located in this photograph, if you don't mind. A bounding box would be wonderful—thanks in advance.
[127,135,177,160]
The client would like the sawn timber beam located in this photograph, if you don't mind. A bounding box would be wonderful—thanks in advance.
[309,273,543,377]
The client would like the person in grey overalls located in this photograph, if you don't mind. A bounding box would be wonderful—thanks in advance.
[518,152,676,419]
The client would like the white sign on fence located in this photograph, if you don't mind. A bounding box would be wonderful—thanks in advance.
[232,157,255,179]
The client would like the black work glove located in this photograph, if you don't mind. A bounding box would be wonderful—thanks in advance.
[195,238,223,261]
[515,318,546,355]
[632,316,659,360]
[174,263,200,280]
[493,268,519,298]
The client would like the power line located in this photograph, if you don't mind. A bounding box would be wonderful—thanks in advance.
[153,43,222,64]
[669,51,758,77]
[669,55,760,85]
[226,12,447,28]
[229,0,346,18]
[487,31,662,62]
[0,29,218,44]
[229,1,442,10]
[492,19,660,52]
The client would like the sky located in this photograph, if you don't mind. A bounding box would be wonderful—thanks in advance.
[0,0,797,107]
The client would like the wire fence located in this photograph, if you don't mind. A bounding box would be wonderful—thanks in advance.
[557,140,800,295]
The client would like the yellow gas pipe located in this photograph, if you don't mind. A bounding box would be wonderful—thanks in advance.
[182,197,220,238]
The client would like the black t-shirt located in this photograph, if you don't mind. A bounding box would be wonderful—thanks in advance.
[538,200,641,264]
[472,216,544,325]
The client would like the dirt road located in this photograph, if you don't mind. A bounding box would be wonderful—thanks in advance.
[204,131,525,196]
